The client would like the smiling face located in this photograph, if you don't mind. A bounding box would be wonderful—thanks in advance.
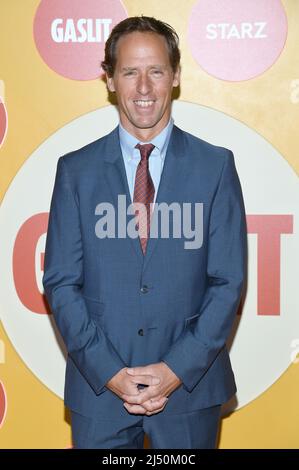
[106,31,180,141]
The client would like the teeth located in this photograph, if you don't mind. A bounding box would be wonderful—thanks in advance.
[134,100,155,107]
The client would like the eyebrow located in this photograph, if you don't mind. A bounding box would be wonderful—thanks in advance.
[121,67,137,72]
[120,65,166,72]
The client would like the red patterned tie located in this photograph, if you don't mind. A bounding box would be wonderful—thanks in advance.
[133,143,155,254]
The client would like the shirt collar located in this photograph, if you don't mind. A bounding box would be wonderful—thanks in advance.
[119,117,174,162]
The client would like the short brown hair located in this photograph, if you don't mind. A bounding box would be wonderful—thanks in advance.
[101,16,180,77]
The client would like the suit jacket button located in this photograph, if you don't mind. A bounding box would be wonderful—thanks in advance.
[138,329,144,336]
[140,285,149,293]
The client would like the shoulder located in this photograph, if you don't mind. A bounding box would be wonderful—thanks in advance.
[178,126,231,156]
[58,126,118,172]
[174,125,233,171]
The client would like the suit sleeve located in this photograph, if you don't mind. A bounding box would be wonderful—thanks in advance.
[42,157,127,395]
[161,150,247,393]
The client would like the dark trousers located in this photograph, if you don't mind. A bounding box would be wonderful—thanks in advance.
[71,405,221,449]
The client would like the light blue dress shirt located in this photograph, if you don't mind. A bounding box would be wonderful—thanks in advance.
[119,118,174,204]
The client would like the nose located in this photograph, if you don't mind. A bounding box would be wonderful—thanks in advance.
[136,72,152,95]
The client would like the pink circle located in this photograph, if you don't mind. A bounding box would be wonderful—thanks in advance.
[187,0,288,81]
[0,381,7,428]
[0,96,8,148]
[33,0,128,81]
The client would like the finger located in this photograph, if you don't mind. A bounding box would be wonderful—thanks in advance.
[123,397,168,415]
[126,367,142,375]
[122,387,159,404]
[145,398,169,416]
[148,396,164,404]
[142,396,168,413]
[121,386,162,405]
[146,407,164,416]
[126,367,154,377]
[123,403,147,415]
[127,374,160,386]
[122,391,149,404]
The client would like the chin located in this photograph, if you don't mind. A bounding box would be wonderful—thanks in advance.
[133,118,160,130]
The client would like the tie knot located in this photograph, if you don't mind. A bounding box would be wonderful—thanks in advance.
[135,143,155,161]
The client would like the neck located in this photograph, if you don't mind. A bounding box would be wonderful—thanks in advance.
[130,128,159,142]
[120,117,170,142]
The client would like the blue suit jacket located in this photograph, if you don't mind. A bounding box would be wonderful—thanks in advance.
[42,124,247,419]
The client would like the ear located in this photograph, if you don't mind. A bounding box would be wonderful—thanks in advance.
[173,65,181,88]
[106,74,115,93]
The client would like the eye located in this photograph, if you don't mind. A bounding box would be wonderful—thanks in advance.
[152,69,163,76]
[124,70,136,76]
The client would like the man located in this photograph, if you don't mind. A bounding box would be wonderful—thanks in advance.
[43,16,247,449]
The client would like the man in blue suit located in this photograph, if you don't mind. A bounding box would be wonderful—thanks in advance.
[43,16,247,449]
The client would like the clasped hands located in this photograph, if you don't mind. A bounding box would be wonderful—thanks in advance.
[106,362,182,416]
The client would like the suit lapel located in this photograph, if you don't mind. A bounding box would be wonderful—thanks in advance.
[103,126,143,264]
[143,125,187,271]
